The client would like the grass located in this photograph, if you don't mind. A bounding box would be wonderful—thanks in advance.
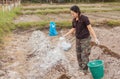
[106,20,120,27]
[21,8,70,15]
[21,2,120,11]
[20,2,120,15]
[22,5,97,11]
[15,21,49,30]
[20,7,120,15]
[0,7,21,40]
[15,21,72,30]
[56,21,72,28]
[22,5,120,11]
[14,19,120,31]
[104,2,120,6]
[22,6,70,10]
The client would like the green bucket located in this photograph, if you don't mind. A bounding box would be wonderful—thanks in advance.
[87,60,104,79]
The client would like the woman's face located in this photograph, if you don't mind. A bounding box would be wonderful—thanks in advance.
[71,10,78,18]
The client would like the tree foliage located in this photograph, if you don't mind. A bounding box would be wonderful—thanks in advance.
[21,0,120,3]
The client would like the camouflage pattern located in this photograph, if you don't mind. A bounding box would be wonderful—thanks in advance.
[76,36,91,73]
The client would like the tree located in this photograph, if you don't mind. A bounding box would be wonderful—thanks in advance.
[50,0,53,4]
[20,0,120,3]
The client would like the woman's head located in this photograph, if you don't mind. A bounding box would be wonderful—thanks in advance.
[70,5,81,18]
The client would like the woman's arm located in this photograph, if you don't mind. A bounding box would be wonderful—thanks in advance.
[87,25,97,40]
[64,28,75,37]
[87,24,100,45]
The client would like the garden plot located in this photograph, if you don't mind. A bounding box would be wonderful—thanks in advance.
[0,27,120,79]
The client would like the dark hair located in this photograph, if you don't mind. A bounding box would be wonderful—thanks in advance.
[70,5,81,15]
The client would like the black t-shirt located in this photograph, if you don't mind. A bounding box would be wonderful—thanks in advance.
[72,15,90,39]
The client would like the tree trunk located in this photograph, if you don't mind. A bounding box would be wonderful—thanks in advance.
[74,0,77,3]
[5,0,7,4]
[2,0,4,5]
[48,0,53,4]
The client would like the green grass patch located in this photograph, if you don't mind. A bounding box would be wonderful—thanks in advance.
[0,7,21,23]
[15,21,49,30]
[22,6,70,11]
[104,2,120,6]
[112,8,120,11]
[14,20,120,30]
[106,20,120,26]
[0,7,21,40]
[56,21,72,28]
[21,9,70,15]
[15,21,72,30]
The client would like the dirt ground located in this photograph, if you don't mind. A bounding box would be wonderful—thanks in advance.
[0,27,120,79]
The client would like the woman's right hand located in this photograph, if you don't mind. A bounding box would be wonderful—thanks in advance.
[59,36,65,41]
[64,28,75,37]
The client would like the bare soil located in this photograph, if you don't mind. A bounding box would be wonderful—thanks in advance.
[0,26,120,79]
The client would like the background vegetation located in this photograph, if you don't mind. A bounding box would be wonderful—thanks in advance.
[21,0,120,3]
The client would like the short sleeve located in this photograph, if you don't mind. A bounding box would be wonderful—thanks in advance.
[84,16,90,26]
[72,19,75,28]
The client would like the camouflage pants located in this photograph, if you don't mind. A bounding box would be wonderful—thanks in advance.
[76,36,91,72]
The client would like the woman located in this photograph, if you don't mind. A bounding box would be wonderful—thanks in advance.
[63,5,100,74]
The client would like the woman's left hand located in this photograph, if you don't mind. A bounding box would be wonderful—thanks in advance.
[95,38,100,45]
